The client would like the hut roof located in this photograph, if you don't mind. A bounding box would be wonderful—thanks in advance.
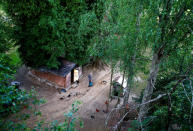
[39,59,76,77]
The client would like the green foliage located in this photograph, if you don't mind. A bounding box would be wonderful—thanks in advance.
[0,23,45,130]
[39,101,84,131]
[143,0,192,54]
[146,48,193,131]
[92,0,149,75]
[0,55,45,130]
[6,47,22,67]
[146,79,193,131]
[127,128,136,131]
[0,7,14,53]
[3,0,104,68]
[0,88,46,130]
[129,0,192,129]
[0,0,192,130]
[3,0,67,68]
[1,98,83,130]
[52,101,83,131]
[0,1,96,130]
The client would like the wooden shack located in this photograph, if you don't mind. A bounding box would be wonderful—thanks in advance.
[31,58,82,88]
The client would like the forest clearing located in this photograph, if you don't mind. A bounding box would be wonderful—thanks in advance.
[15,65,141,131]
[0,0,192,131]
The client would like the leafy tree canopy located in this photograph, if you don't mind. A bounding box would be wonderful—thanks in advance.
[3,0,104,69]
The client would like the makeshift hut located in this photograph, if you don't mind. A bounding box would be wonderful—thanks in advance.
[31,58,82,89]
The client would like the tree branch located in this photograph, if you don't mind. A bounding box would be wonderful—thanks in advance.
[189,79,193,131]
[165,30,191,57]
[106,65,192,129]
[157,2,186,59]
[113,112,129,131]
[169,4,186,35]
[182,82,191,104]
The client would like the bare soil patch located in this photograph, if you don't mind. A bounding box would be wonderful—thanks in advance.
[15,65,141,131]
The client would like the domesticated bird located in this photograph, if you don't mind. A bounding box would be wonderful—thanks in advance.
[96,108,100,112]
[60,97,64,100]
[91,115,95,119]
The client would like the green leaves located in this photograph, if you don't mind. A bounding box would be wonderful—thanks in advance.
[3,0,104,68]
[0,8,14,53]
[0,55,47,130]
[79,120,84,128]
[59,101,83,131]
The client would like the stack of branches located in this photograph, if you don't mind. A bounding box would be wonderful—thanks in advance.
[90,57,108,70]
[105,102,138,131]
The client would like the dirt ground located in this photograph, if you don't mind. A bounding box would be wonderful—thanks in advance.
[15,65,139,131]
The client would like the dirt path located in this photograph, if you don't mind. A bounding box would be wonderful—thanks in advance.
[16,66,120,130]
[15,65,143,131]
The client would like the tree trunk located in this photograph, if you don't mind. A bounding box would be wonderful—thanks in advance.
[123,2,144,105]
[121,70,126,86]
[109,66,114,99]
[123,75,132,106]
[166,94,172,131]
[139,53,161,118]
[123,7,141,108]
[106,65,114,112]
